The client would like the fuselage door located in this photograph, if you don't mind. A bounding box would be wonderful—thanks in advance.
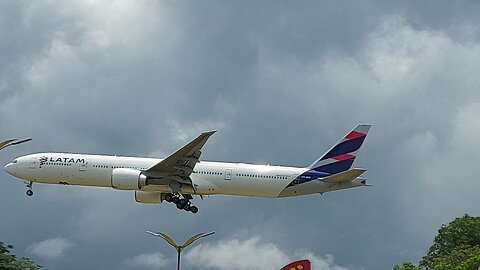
[79,162,87,171]
[225,169,232,180]
[29,161,36,169]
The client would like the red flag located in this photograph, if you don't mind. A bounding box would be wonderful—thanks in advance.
[280,259,311,270]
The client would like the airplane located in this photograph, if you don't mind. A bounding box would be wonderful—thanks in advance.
[4,124,371,214]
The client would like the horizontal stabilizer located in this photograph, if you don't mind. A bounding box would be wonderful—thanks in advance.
[321,168,366,183]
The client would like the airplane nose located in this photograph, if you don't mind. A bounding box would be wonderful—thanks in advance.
[4,163,16,175]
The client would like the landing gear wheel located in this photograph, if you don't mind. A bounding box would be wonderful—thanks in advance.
[183,204,191,211]
[164,194,173,202]
[25,181,33,197]
[190,206,198,214]
[178,199,187,207]
[176,203,183,209]
[172,197,179,204]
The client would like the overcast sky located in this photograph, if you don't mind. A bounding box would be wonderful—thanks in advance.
[1,1,480,269]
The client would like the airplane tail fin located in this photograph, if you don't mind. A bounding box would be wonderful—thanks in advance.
[308,124,371,175]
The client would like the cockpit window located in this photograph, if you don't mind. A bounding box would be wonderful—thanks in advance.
[12,159,17,163]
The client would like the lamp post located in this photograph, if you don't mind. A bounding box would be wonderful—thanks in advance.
[146,230,215,270]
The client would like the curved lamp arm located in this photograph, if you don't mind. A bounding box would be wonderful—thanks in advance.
[0,138,32,150]
[180,231,215,249]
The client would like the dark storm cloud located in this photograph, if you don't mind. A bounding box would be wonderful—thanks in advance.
[1,1,480,270]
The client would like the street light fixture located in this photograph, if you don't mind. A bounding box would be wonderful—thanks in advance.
[0,138,32,150]
[146,230,215,270]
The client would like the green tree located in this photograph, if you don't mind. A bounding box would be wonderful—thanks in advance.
[0,241,41,270]
[420,214,480,270]
[454,255,480,270]
[394,215,480,270]
[393,261,421,270]
[429,245,480,270]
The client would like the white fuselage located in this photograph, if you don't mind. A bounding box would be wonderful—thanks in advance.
[4,153,365,198]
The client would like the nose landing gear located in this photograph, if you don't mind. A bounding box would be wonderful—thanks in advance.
[25,181,33,197]
[164,193,198,213]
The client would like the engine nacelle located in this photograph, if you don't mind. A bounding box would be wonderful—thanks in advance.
[135,191,164,204]
[111,168,146,190]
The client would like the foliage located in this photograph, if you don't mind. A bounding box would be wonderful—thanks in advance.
[394,214,480,270]
[420,214,480,269]
[0,241,41,270]
[429,245,480,270]
[394,261,421,270]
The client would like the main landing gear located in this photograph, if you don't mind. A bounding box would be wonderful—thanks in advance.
[25,181,33,197]
[164,193,199,214]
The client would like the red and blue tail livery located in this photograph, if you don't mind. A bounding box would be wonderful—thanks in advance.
[309,124,370,174]
[286,124,371,188]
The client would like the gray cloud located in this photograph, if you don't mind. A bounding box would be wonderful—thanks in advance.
[26,237,73,260]
[125,252,170,269]
[1,1,480,270]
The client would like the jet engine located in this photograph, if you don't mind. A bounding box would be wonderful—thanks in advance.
[111,168,147,190]
[135,191,164,204]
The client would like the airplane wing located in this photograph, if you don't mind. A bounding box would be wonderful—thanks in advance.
[0,138,32,150]
[144,131,216,192]
[321,168,366,183]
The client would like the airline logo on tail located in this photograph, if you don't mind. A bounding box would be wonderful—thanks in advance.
[280,259,311,270]
[288,124,371,187]
[310,124,370,174]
